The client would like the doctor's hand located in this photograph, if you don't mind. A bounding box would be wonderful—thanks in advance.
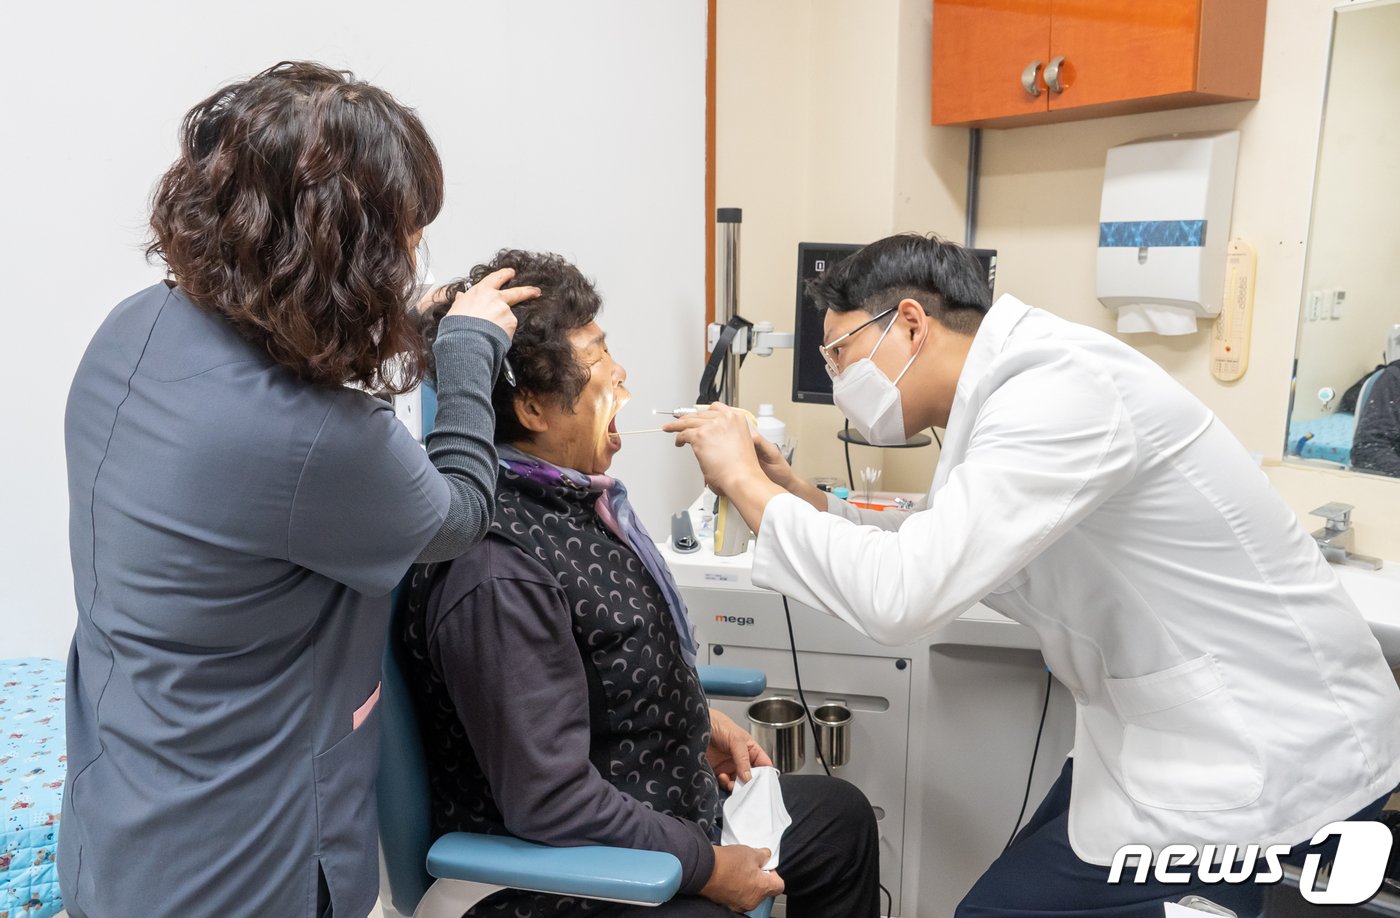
[751,431,796,490]
[752,433,829,513]
[667,404,787,534]
[707,708,773,792]
[665,403,764,496]
[701,845,784,913]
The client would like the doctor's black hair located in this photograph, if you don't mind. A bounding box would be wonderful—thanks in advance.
[422,249,602,445]
[806,233,992,335]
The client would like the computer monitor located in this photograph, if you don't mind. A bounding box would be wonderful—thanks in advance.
[791,242,998,405]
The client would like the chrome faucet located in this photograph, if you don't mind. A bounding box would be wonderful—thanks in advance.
[1310,503,1383,571]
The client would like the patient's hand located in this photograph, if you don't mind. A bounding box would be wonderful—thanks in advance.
[701,844,784,912]
[707,708,773,791]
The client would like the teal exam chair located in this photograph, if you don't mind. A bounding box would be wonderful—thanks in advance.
[378,580,774,917]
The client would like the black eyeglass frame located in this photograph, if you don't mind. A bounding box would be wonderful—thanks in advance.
[818,306,896,378]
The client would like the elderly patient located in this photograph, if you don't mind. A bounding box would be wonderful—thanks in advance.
[401,250,880,917]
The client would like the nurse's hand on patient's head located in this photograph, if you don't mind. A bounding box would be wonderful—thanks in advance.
[706,707,773,791]
[702,845,784,912]
[444,267,540,340]
[665,403,763,495]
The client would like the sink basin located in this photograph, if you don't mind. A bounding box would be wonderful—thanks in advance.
[1335,562,1400,666]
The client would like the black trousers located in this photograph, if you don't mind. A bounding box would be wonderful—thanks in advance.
[957,758,1392,918]
[599,775,882,917]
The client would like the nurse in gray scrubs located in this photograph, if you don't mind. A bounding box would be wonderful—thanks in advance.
[60,62,534,918]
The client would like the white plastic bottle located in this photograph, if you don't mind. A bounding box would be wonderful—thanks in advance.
[755,403,787,451]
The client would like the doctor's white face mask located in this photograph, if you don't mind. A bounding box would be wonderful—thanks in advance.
[830,311,925,446]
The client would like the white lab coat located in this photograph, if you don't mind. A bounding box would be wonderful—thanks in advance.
[753,294,1400,866]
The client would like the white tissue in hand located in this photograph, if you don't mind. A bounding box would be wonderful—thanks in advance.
[720,766,792,871]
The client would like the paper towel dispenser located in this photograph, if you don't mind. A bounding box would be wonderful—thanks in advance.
[1097,131,1240,336]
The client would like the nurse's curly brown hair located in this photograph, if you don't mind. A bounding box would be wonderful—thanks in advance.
[147,61,443,394]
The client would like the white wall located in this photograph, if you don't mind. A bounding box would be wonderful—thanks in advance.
[720,0,1400,561]
[1,0,706,659]
[716,0,909,489]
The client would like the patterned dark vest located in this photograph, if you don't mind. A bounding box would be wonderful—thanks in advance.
[403,467,720,917]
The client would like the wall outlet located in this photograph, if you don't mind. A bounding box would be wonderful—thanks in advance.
[1307,289,1325,321]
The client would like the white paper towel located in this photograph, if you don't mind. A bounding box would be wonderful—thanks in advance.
[721,766,791,871]
[1115,303,1199,336]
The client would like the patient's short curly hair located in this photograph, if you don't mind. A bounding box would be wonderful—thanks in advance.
[426,250,601,444]
[147,61,443,394]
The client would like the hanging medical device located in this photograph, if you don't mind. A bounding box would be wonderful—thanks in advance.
[699,209,796,405]
[1210,239,1257,382]
[1098,131,1241,336]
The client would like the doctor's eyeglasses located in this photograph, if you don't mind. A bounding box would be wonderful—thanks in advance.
[819,306,896,379]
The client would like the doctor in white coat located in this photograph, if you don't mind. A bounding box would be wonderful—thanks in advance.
[668,234,1400,916]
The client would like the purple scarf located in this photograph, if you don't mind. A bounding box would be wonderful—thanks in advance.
[497,444,700,667]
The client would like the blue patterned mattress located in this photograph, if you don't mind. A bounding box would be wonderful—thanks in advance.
[1287,412,1355,465]
[1,659,65,918]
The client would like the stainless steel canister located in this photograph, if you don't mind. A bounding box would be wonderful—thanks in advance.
[746,697,806,773]
[812,703,852,768]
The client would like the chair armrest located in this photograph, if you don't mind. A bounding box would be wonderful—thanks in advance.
[697,665,767,698]
[426,833,682,905]
[747,899,775,918]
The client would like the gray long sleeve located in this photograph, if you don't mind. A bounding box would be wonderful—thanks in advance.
[416,315,510,562]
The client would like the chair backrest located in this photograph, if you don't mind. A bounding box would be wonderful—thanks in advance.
[418,382,438,442]
[378,588,436,916]
[1353,367,1387,435]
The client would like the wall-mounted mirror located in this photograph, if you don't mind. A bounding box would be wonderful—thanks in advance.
[1285,0,1400,480]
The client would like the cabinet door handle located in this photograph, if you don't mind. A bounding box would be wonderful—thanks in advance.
[1045,55,1066,94]
[1020,60,1044,98]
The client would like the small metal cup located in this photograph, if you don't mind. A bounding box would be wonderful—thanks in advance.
[812,703,852,768]
[746,697,806,773]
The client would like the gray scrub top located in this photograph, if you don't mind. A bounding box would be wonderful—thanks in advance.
[59,282,493,917]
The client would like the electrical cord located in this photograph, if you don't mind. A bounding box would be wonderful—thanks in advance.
[1004,668,1053,851]
[844,419,855,491]
[781,595,894,918]
[780,596,829,778]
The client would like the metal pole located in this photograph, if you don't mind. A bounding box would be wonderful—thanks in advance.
[716,207,742,406]
[964,128,981,247]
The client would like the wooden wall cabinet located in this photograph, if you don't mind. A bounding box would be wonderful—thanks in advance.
[931,0,1267,128]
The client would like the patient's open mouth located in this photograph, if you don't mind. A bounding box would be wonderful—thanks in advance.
[605,393,631,447]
